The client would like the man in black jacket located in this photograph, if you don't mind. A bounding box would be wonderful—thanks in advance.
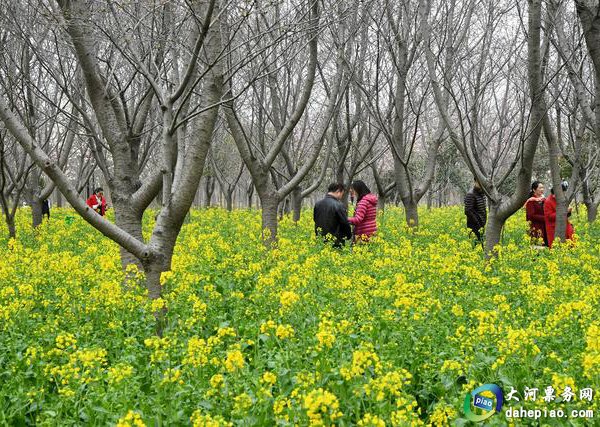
[314,183,352,247]
[464,179,487,245]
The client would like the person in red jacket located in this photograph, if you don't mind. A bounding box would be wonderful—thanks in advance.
[544,185,574,248]
[86,187,108,216]
[525,181,547,246]
[348,180,378,242]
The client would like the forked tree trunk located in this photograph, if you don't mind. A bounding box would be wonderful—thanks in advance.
[403,199,418,228]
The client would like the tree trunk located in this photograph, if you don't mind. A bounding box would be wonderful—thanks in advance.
[143,260,164,301]
[56,189,63,208]
[142,259,167,335]
[281,196,290,218]
[484,206,504,256]
[554,198,569,243]
[204,176,215,208]
[247,182,254,208]
[6,215,16,239]
[403,200,418,228]
[113,202,144,271]
[291,187,302,222]
[586,201,598,222]
[31,197,43,228]
[225,190,233,211]
[260,193,279,245]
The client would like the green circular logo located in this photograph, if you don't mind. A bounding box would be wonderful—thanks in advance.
[463,384,504,422]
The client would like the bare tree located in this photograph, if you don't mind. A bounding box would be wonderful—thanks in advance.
[424,0,547,255]
[223,0,347,243]
[0,0,225,303]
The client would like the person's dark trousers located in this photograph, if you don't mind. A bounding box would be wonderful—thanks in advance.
[469,227,484,249]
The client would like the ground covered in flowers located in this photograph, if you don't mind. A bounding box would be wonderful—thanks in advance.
[0,206,599,426]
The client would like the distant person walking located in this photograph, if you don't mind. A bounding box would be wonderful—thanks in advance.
[464,179,487,245]
[86,187,107,216]
[525,181,547,246]
[313,183,352,247]
[348,180,378,242]
[544,184,574,248]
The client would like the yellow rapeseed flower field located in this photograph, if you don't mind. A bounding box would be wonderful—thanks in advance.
[0,206,598,425]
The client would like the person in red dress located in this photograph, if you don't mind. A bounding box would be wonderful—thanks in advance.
[525,181,547,246]
[86,187,108,216]
[544,184,574,248]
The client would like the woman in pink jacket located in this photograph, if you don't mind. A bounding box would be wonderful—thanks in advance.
[348,180,378,242]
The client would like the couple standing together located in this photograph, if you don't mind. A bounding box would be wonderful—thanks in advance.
[525,181,574,248]
[313,181,378,247]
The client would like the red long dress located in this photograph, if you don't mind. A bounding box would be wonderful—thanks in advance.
[525,197,547,246]
[543,194,574,248]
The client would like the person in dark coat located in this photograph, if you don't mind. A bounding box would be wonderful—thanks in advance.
[525,181,547,246]
[314,183,352,247]
[464,179,487,244]
[42,199,50,220]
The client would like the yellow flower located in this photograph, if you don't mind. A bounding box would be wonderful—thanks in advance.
[340,343,382,380]
[303,388,343,426]
[224,349,245,372]
[275,324,295,340]
[261,371,277,386]
[440,360,463,375]
[55,333,77,350]
[144,336,172,363]
[273,397,291,415]
[209,373,224,389]
[183,337,211,367]
[161,368,183,385]
[190,410,232,427]
[358,413,386,427]
[260,320,277,335]
[217,327,236,339]
[150,298,166,312]
[280,290,300,311]
[428,403,456,426]
[450,305,463,317]
[316,318,336,350]
[233,393,253,412]
[107,363,134,385]
[116,410,146,427]
[364,370,412,401]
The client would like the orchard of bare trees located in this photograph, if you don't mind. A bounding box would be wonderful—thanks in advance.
[1,0,600,296]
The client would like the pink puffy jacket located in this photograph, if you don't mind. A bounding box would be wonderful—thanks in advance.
[349,193,378,240]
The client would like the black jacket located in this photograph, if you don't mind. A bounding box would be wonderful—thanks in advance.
[464,188,487,230]
[314,195,352,246]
